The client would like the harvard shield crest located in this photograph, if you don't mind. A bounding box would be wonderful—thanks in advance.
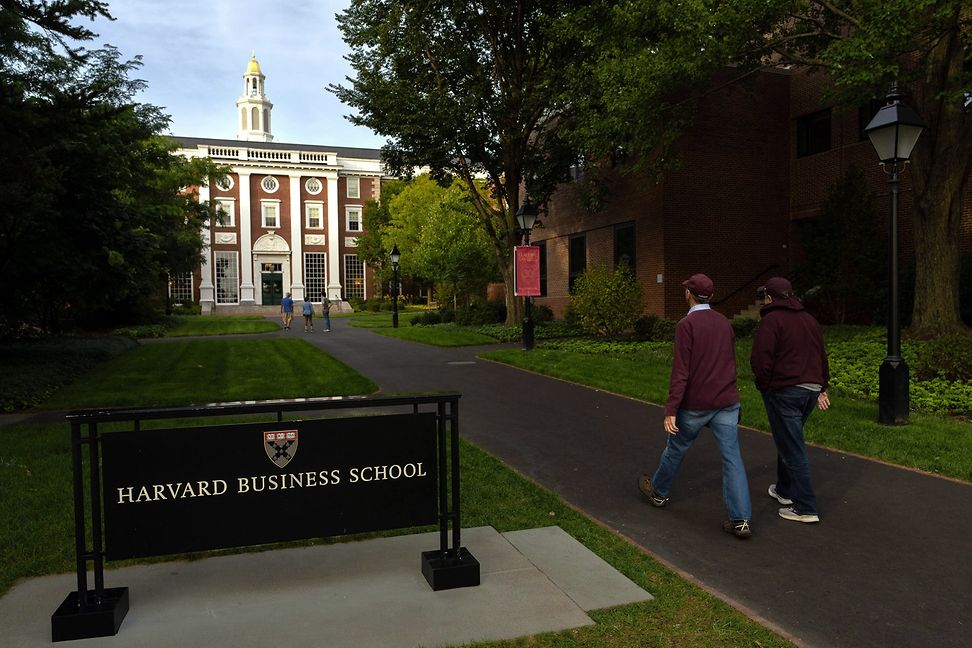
[264,429,298,468]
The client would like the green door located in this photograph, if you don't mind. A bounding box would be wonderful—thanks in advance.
[261,273,283,306]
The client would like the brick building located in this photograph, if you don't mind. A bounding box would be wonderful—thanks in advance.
[171,54,384,312]
[533,68,972,320]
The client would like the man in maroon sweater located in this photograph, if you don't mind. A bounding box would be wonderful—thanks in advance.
[639,274,753,538]
[750,277,830,524]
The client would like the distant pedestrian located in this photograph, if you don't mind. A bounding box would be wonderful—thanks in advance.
[321,293,332,332]
[280,292,294,330]
[750,277,830,524]
[302,299,314,332]
[639,273,753,538]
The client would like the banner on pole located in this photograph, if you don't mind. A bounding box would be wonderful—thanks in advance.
[514,246,541,297]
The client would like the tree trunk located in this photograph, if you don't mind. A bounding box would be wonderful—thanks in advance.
[907,24,972,336]
[498,254,523,325]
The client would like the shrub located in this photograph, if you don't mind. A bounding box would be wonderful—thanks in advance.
[455,300,506,326]
[915,334,972,382]
[634,315,658,341]
[650,318,677,342]
[570,264,644,337]
[532,304,554,324]
[732,317,760,338]
[410,311,442,326]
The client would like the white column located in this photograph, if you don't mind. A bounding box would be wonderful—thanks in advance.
[289,174,305,301]
[198,182,215,313]
[237,171,255,303]
[325,173,342,301]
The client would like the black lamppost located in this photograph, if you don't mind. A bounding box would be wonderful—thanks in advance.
[390,244,401,328]
[516,199,539,350]
[864,84,927,425]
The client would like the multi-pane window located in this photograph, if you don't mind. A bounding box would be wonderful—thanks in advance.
[797,108,832,157]
[305,177,322,195]
[215,251,239,304]
[304,252,327,302]
[614,222,635,270]
[568,235,586,293]
[344,254,365,300]
[262,201,279,228]
[169,273,193,303]
[305,202,323,229]
[346,176,360,199]
[346,206,362,232]
[216,175,234,191]
[261,175,279,193]
[215,199,235,227]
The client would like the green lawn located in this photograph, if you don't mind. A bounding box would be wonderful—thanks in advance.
[373,324,500,347]
[165,315,279,337]
[481,340,972,482]
[43,338,377,409]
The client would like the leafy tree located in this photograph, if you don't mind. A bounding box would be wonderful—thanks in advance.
[384,175,498,305]
[570,264,643,338]
[356,178,407,296]
[0,1,222,330]
[794,167,886,324]
[567,0,972,335]
[331,0,589,324]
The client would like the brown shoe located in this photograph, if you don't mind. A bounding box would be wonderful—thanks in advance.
[722,519,753,538]
[638,475,668,507]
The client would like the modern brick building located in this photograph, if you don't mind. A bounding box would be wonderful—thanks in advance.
[533,68,972,320]
[171,54,384,312]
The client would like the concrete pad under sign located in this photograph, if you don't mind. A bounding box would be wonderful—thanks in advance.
[0,526,652,648]
[504,526,654,611]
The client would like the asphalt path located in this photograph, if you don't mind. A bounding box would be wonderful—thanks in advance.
[293,317,971,648]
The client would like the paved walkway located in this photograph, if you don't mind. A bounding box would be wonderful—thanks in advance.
[292,317,971,648]
[6,319,971,647]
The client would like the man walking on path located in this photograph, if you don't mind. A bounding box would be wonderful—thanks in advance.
[751,277,830,524]
[321,293,332,332]
[302,299,314,332]
[639,273,753,538]
[280,292,294,330]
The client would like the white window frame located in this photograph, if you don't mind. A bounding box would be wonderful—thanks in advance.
[262,200,281,229]
[343,254,366,300]
[168,272,194,303]
[261,175,279,193]
[346,176,360,199]
[305,177,323,195]
[215,198,236,227]
[215,251,239,304]
[304,252,327,302]
[305,201,324,229]
[345,205,362,232]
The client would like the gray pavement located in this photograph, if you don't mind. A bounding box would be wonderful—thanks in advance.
[0,526,651,648]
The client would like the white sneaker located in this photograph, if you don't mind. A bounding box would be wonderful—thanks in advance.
[778,507,819,523]
[768,484,793,505]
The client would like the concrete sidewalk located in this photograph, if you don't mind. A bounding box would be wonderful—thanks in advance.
[0,526,651,647]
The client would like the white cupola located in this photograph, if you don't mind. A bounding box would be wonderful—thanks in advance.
[236,52,274,142]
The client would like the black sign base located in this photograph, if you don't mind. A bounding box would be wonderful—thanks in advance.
[421,548,480,591]
[51,587,129,642]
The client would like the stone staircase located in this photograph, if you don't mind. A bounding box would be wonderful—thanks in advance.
[733,300,763,321]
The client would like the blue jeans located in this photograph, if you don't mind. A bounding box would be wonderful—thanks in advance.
[763,387,818,515]
[322,312,331,330]
[651,404,752,520]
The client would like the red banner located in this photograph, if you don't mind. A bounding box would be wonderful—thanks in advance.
[514,246,541,297]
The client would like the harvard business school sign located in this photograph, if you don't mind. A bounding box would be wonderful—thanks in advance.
[101,413,437,559]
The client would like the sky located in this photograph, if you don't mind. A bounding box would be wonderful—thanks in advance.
[85,0,385,148]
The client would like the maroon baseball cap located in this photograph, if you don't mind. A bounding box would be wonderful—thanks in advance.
[682,273,714,299]
[758,277,793,299]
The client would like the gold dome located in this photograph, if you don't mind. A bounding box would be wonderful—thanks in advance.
[245,52,263,76]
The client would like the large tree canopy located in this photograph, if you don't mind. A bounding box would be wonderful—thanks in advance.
[0,1,223,330]
[568,0,971,333]
[331,0,589,323]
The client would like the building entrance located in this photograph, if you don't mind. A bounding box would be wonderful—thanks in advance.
[261,263,283,305]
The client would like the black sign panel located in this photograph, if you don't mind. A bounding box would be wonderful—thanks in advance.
[101,413,438,559]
